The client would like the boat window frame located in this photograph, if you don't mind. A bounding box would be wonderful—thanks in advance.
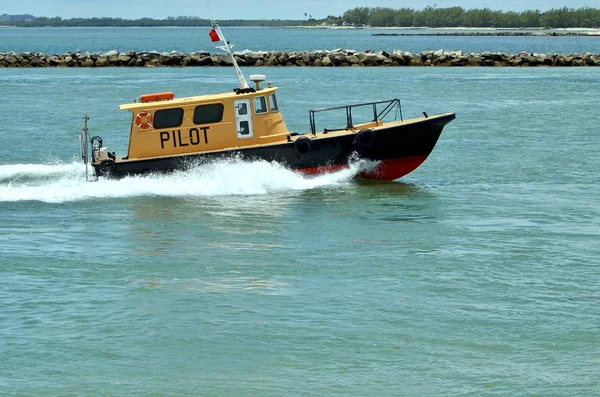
[268,93,278,112]
[153,107,184,129]
[253,95,268,114]
[193,103,224,125]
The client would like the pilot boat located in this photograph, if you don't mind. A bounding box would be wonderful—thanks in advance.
[80,24,455,181]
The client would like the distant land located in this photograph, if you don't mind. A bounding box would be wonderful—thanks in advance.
[1,6,599,29]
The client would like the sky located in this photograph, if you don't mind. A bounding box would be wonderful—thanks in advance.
[1,0,598,20]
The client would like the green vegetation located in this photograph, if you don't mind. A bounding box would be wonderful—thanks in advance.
[5,16,305,27]
[2,6,599,28]
[342,6,600,28]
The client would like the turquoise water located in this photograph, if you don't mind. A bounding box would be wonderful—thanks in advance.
[1,64,600,394]
[1,26,599,54]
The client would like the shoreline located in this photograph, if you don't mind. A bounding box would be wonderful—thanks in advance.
[1,25,599,33]
[372,31,600,37]
[291,25,600,32]
[1,49,599,67]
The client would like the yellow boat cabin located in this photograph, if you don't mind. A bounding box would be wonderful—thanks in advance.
[118,77,290,161]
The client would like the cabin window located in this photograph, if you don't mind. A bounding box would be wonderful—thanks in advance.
[254,96,267,114]
[269,93,278,111]
[153,108,184,129]
[239,121,250,135]
[237,102,248,116]
[194,103,224,125]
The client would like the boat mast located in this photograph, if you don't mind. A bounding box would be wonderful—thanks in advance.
[211,22,250,90]
[205,0,249,89]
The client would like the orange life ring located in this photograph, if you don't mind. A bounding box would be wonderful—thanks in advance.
[135,111,153,130]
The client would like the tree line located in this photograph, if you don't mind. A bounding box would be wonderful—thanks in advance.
[4,16,305,27]
[340,6,600,28]
[3,6,600,28]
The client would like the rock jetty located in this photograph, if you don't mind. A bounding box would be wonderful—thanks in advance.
[1,49,599,67]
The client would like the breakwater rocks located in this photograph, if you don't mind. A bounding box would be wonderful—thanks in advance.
[1,49,600,67]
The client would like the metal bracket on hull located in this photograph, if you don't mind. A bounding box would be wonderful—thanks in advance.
[79,112,98,182]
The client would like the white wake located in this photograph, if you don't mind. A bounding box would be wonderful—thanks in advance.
[0,158,375,203]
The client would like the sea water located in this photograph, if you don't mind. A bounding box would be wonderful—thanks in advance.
[1,26,600,54]
[1,54,600,394]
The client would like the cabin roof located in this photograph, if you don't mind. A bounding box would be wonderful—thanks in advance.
[119,86,279,111]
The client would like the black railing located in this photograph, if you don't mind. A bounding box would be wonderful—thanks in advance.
[309,99,402,134]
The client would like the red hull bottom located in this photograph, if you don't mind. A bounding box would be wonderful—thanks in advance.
[298,155,429,181]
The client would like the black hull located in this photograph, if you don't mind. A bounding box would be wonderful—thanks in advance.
[94,114,455,180]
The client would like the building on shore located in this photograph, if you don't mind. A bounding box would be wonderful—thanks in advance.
[0,14,35,23]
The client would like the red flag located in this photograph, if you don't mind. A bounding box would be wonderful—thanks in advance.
[209,28,221,42]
